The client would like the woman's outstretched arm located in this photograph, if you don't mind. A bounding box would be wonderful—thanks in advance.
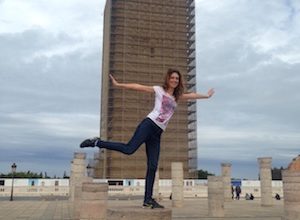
[109,74,154,93]
[180,88,215,100]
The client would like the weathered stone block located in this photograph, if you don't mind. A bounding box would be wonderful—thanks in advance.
[107,207,171,220]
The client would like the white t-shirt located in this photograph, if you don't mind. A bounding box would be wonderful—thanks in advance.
[147,86,177,131]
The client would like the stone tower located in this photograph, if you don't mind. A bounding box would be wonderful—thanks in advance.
[95,0,197,179]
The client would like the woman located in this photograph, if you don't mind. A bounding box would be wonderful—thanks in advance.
[80,68,214,208]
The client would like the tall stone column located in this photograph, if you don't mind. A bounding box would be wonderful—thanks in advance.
[257,157,273,206]
[282,170,300,220]
[282,155,300,220]
[221,163,232,202]
[69,152,86,202]
[171,162,183,208]
[207,176,224,217]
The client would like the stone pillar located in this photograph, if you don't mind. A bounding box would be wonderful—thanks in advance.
[75,182,108,220]
[70,152,86,202]
[221,163,232,202]
[207,176,224,217]
[257,157,273,206]
[171,162,183,208]
[282,170,300,220]
[153,169,160,200]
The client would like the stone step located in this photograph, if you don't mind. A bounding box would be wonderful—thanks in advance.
[107,206,172,220]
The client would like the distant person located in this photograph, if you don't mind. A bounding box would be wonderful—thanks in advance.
[235,185,241,200]
[231,185,234,200]
[80,69,215,209]
[275,193,281,200]
[250,193,254,200]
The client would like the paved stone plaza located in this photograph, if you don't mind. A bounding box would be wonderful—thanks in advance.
[0,197,284,220]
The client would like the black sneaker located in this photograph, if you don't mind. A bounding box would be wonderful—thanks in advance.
[80,137,99,148]
[143,198,164,209]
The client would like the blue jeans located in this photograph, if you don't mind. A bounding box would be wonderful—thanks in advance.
[96,117,163,202]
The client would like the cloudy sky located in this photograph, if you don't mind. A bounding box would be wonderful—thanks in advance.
[1,0,299,179]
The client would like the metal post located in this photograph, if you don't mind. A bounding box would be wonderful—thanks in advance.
[10,163,17,201]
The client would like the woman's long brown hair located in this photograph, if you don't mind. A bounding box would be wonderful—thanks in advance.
[162,68,184,102]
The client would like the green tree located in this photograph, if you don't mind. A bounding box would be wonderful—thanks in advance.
[271,166,284,180]
[44,172,49,178]
[197,169,215,179]
[63,171,69,179]
[0,171,42,178]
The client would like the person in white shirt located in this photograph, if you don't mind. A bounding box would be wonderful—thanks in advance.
[80,68,214,208]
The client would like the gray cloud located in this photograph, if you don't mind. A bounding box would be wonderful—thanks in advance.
[0,27,101,113]
[0,0,103,176]
[195,0,300,178]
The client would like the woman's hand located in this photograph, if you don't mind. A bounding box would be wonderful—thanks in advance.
[207,88,215,98]
[109,74,119,87]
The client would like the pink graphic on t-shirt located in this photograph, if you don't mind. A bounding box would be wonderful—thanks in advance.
[156,95,176,124]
